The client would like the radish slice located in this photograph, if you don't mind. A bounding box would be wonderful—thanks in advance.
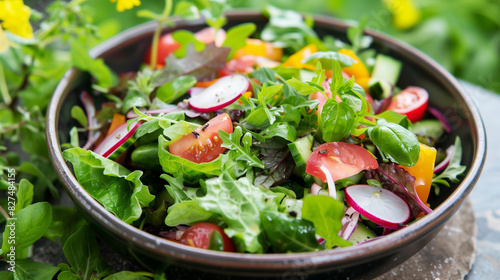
[339,207,359,240]
[434,144,455,173]
[310,183,322,195]
[320,165,337,200]
[188,87,207,96]
[188,74,249,112]
[80,92,101,150]
[345,184,410,229]
[93,122,141,160]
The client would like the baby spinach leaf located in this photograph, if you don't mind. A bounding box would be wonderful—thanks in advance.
[1,202,52,254]
[259,122,297,142]
[158,136,223,183]
[197,172,285,253]
[321,99,356,142]
[156,75,196,104]
[368,120,420,167]
[222,23,257,59]
[302,195,351,249]
[63,225,111,279]
[219,126,264,169]
[261,211,322,253]
[63,148,155,224]
[165,200,213,226]
[13,259,59,280]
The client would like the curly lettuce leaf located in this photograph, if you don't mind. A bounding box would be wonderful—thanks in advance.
[63,148,154,224]
[196,172,285,253]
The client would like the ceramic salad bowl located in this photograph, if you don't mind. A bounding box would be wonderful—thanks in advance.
[46,10,486,279]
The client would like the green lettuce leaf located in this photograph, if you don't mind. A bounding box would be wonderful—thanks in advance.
[63,148,154,224]
[158,136,223,184]
[196,172,285,253]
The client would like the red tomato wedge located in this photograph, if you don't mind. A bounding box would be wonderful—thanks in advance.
[169,113,233,163]
[387,86,429,123]
[180,222,235,252]
[145,27,226,67]
[306,142,378,182]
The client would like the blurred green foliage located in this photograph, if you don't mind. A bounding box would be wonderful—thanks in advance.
[56,0,499,93]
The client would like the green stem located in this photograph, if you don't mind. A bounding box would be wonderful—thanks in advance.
[0,63,11,105]
[149,0,173,69]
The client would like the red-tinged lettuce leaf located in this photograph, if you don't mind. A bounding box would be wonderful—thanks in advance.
[365,163,432,218]
[254,140,295,189]
[62,148,155,224]
[153,43,230,87]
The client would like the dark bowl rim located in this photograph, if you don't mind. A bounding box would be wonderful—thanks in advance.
[46,10,487,273]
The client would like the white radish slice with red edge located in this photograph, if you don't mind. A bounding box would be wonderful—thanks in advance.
[80,92,101,150]
[345,184,410,230]
[188,74,249,112]
[339,207,359,241]
[320,165,337,200]
[93,122,141,160]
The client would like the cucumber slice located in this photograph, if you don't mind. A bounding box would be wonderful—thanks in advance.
[347,222,377,244]
[288,134,314,173]
[131,143,161,170]
[368,54,402,100]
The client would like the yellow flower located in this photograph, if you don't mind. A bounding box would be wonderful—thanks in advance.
[383,0,421,30]
[110,0,141,12]
[0,0,34,39]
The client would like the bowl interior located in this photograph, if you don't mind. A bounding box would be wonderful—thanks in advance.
[47,11,486,279]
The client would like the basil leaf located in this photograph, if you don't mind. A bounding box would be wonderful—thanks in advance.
[63,225,110,279]
[368,120,420,166]
[13,259,59,280]
[1,202,52,254]
[331,58,344,94]
[321,99,356,142]
[156,75,196,104]
[302,195,351,249]
[285,77,323,96]
[15,179,33,213]
[261,211,321,253]
[63,148,155,224]
[375,110,411,128]
[222,23,257,59]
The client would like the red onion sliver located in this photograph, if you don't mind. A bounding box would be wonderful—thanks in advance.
[427,106,451,133]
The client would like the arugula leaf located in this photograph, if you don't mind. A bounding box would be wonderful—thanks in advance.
[432,137,467,192]
[172,30,205,58]
[63,225,111,279]
[222,23,257,59]
[196,172,285,253]
[302,195,351,249]
[1,202,52,255]
[13,259,59,280]
[153,44,230,87]
[261,211,321,253]
[158,136,223,183]
[63,148,155,224]
[199,0,229,30]
[252,67,278,85]
[15,179,34,213]
[321,99,356,142]
[368,120,420,167]
[70,38,116,88]
[219,126,265,169]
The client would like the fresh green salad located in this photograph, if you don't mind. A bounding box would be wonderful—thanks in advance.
[63,7,466,254]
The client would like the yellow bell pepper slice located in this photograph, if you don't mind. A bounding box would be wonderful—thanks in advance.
[233,39,283,61]
[400,143,437,204]
[338,49,371,91]
[282,44,318,71]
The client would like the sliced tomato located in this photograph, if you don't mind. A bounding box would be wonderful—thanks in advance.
[306,142,378,182]
[387,86,429,123]
[179,222,235,252]
[169,113,233,163]
[145,27,226,67]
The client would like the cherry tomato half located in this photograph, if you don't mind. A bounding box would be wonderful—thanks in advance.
[387,86,429,123]
[169,113,233,163]
[180,222,235,252]
[306,142,379,182]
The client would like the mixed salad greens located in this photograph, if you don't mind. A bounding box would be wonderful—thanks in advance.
[63,6,466,254]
